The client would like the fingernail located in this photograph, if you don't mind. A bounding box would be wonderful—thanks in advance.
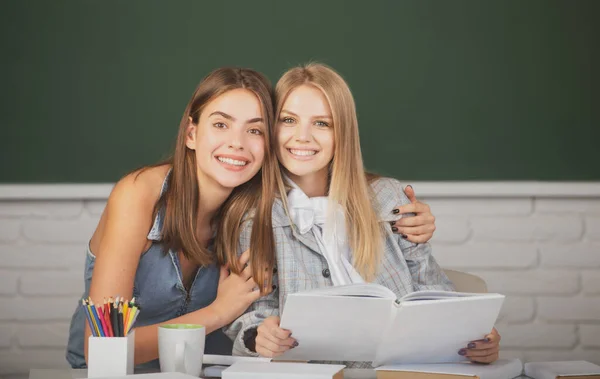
[392,209,400,214]
[392,227,398,232]
[390,221,396,226]
[401,234,408,239]
[272,285,277,291]
[468,342,476,349]
[293,341,299,347]
[407,185,413,190]
[458,349,467,356]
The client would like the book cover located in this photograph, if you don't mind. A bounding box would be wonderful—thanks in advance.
[375,358,523,379]
[524,361,600,379]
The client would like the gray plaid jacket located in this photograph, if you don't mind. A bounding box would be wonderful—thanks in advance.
[223,177,454,367]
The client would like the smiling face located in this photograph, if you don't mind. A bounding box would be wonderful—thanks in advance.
[276,84,334,191]
[186,88,266,191]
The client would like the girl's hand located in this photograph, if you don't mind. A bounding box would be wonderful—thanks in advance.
[392,185,436,244]
[459,327,501,363]
[210,250,264,325]
[255,316,297,357]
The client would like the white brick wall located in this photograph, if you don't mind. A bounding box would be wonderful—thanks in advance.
[0,187,599,376]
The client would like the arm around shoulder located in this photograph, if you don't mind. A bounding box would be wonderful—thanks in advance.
[372,178,454,292]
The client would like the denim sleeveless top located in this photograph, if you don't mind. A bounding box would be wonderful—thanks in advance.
[66,172,232,368]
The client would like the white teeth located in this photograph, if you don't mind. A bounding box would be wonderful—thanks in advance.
[217,157,248,166]
[289,149,317,156]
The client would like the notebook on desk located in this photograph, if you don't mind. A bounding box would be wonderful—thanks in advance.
[375,358,523,379]
[524,361,600,379]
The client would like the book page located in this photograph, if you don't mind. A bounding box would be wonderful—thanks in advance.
[291,283,396,299]
[279,293,394,362]
[373,295,505,367]
[399,290,497,302]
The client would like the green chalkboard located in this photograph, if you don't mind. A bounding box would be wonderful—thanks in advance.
[1,0,598,182]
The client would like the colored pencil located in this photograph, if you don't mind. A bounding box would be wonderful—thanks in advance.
[96,305,109,337]
[117,303,124,337]
[86,300,101,337]
[89,300,105,337]
[81,299,97,337]
[126,307,140,335]
[103,299,114,337]
[111,301,119,337]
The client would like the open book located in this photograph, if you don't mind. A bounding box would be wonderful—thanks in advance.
[279,283,504,365]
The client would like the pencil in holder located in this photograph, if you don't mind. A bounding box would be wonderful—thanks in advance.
[81,297,141,377]
[88,330,135,378]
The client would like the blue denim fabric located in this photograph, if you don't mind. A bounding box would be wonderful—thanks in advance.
[66,173,232,368]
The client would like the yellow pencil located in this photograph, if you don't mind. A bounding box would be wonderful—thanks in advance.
[122,299,129,330]
[126,306,138,334]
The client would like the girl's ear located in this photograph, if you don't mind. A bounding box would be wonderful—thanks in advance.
[185,117,197,150]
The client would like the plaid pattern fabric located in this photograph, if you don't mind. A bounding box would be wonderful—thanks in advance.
[223,177,454,367]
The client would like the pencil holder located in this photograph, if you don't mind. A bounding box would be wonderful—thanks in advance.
[88,330,135,378]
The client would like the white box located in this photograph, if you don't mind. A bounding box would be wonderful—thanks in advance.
[88,330,135,378]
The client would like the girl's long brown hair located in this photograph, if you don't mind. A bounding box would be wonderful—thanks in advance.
[149,67,279,293]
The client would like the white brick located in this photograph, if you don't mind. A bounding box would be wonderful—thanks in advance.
[540,244,600,268]
[523,349,600,366]
[0,201,82,218]
[580,325,600,348]
[0,271,19,295]
[535,198,600,213]
[434,243,537,269]
[17,324,70,348]
[587,216,600,242]
[583,271,600,294]
[0,245,85,270]
[0,325,14,348]
[432,216,471,243]
[0,298,79,321]
[20,272,83,296]
[471,215,583,242]
[497,296,535,323]
[472,270,580,295]
[0,220,20,242]
[423,198,533,215]
[85,200,106,216]
[0,349,69,375]
[538,296,600,321]
[497,323,576,348]
[22,216,98,243]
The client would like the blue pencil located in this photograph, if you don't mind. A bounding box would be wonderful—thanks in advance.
[89,301,105,337]
[82,299,97,337]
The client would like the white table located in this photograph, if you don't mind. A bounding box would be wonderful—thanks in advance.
[30,368,376,379]
[30,368,532,379]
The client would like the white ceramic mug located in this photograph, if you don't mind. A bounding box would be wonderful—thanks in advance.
[158,324,205,376]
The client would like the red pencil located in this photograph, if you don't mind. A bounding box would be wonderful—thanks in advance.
[94,303,109,337]
[103,299,114,337]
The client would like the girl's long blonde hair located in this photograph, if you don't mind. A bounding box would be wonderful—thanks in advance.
[275,63,383,281]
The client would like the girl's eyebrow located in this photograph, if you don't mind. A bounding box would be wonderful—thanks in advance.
[280,109,332,119]
[210,111,263,124]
